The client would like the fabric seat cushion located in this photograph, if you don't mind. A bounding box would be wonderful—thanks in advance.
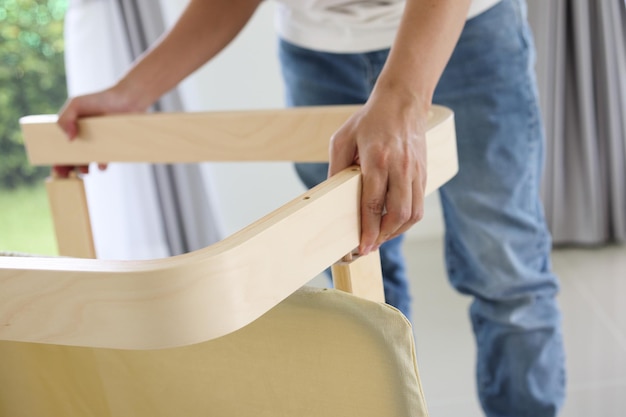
[0,286,428,417]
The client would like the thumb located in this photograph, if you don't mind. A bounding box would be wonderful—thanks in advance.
[57,101,79,141]
[328,129,358,178]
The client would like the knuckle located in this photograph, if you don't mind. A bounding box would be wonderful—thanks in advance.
[365,199,385,216]
[410,207,424,224]
[387,207,412,225]
[368,148,390,171]
[329,134,341,151]
[329,128,349,149]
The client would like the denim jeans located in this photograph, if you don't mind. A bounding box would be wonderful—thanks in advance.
[278,0,565,416]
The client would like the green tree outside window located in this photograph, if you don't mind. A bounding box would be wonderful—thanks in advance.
[0,0,68,189]
[1,0,67,255]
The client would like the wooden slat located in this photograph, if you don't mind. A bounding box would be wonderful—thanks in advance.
[45,173,96,258]
[331,250,385,303]
[20,105,454,164]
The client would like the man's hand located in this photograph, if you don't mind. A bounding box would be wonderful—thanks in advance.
[328,90,428,255]
[54,0,262,178]
[328,0,470,254]
[54,85,148,177]
[57,86,147,141]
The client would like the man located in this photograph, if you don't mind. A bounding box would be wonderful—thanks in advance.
[58,0,565,415]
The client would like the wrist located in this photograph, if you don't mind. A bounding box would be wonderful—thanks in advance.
[112,77,157,112]
[369,79,432,122]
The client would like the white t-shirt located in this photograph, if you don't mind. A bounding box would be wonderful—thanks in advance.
[275,0,502,53]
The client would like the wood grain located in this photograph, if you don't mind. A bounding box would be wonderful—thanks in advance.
[45,172,96,258]
[21,105,454,164]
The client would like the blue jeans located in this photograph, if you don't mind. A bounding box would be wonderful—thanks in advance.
[278,0,565,416]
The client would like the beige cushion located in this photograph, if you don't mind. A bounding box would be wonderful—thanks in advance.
[0,286,428,417]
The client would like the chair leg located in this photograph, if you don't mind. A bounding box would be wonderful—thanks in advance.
[331,249,385,303]
[45,171,96,258]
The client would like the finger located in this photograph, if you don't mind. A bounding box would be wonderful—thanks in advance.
[57,94,108,141]
[57,101,79,141]
[385,177,425,241]
[328,129,358,178]
[359,166,388,255]
[377,169,413,246]
[52,165,74,178]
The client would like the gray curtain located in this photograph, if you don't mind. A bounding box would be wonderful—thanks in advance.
[528,0,626,245]
[114,0,223,255]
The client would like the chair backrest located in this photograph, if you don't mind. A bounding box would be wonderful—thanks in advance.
[0,105,457,416]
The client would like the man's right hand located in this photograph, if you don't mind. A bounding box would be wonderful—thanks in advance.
[54,85,149,178]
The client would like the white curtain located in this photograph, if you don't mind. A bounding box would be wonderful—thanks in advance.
[64,0,224,259]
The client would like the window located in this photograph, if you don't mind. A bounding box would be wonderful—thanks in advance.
[0,0,68,255]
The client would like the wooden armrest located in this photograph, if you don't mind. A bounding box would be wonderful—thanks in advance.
[20,105,455,164]
[0,105,458,350]
[0,168,363,350]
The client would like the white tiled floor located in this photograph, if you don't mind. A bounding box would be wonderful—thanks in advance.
[403,238,626,417]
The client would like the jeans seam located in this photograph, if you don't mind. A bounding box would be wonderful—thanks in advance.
[359,54,376,92]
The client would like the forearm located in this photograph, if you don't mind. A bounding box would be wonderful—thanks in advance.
[116,0,262,109]
[373,0,471,111]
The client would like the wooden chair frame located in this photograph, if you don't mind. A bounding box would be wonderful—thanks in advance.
[0,105,457,351]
